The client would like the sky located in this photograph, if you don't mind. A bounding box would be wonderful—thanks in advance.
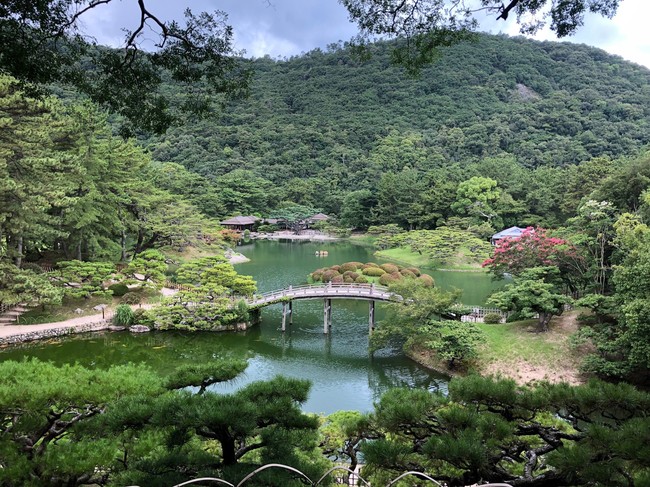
[80,0,650,70]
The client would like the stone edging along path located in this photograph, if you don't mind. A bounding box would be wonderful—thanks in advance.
[0,319,112,346]
[0,301,161,346]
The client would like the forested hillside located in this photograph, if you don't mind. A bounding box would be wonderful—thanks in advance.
[144,34,650,223]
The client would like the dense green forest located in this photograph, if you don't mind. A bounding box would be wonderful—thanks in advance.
[142,34,650,227]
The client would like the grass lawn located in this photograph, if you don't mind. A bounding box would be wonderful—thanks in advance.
[475,311,585,385]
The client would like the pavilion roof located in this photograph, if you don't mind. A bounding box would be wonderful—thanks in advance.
[220,215,260,225]
[491,226,525,240]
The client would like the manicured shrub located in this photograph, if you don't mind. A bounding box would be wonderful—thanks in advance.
[355,275,369,284]
[390,271,402,280]
[380,263,399,274]
[406,267,421,276]
[132,308,154,327]
[367,224,404,236]
[343,271,359,280]
[343,276,355,283]
[418,274,435,287]
[340,262,363,273]
[322,269,341,282]
[400,269,417,279]
[330,265,341,272]
[311,270,324,282]
[363,266,386,277]
[331,275,344,284]
[362,262,379,269]
[108,283,129,297]
[113,304,134,326]
[121,292,142,305]
[379,273,398,286]
[483,313,503,324]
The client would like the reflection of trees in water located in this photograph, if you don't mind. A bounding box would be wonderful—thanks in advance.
[366,356,449,401]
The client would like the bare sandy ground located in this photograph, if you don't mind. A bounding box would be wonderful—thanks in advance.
[481,312,585,386]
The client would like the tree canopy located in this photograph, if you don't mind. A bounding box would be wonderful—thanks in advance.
[0,1,250,134]
[344,0,622,72]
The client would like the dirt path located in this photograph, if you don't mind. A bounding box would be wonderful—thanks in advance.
[0,289,179,340]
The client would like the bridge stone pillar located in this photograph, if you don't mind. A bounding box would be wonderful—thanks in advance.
[369,300,375,334]
[323,298,332,334]
[289,300,293,326]
[281,301,288,332]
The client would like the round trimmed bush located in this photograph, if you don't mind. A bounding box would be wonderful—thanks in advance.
[340,262,362,273]
[363,267,386,277]
[108,283,129,297]
[330,265,341,272]
[343,276,355,283]
[406,267,421,276]
[321,269,341,282]
[121,292,142,305]
[362,262,380,269]
[331,275,344,284]
[379,273,398,286]
[483,313,503,324]
[418,274,435,287]
[343,271,359,280]
[355,275,369,284]
[400,269,416,279]
[380,263,399,274]
[311,270,324,282]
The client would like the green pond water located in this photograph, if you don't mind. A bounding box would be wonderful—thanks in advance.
[0,240,503,414]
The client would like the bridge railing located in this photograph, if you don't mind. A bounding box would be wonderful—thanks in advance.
[250,283,391,303]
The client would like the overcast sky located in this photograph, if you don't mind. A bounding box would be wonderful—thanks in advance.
[81,0,650,69]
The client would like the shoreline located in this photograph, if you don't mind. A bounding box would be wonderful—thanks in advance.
[227,251,250,264]
[250,230,338,241]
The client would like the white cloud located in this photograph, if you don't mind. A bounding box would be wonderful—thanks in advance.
[482,0,650,69]
[235,22,302,59]
[67,1,650,69]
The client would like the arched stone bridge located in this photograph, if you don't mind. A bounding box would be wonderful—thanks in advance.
[246,283,399,334]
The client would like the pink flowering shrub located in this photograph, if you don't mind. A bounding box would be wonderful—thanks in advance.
[483,227,582,280]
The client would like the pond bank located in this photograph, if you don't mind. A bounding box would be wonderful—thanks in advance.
[405,311,587,386]
[250,230,337,241]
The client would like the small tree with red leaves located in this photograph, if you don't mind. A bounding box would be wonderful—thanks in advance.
[483,227,586,293]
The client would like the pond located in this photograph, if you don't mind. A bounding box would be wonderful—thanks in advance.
[0,239,502,415]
